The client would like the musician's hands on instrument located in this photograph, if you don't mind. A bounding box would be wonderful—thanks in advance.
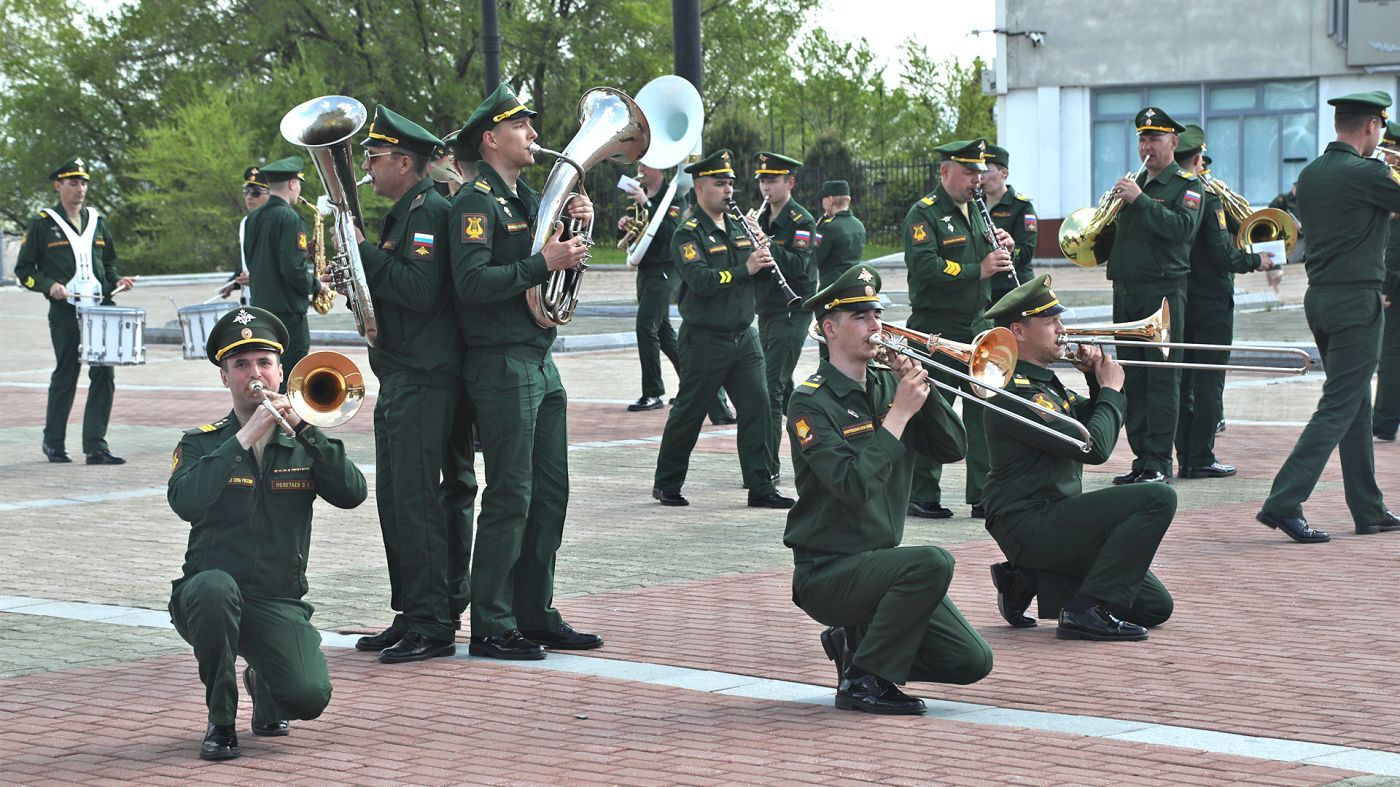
[979,248,1014,280]
[1385,294,1392,310]
[47,282,70,301]
[565,194,594,226]
[237,389,296,448]
[1113,177,1143,203]
[353,225,365,244]
[1257,251,1276,271]
[114,276,137,293]
[1066,342,1101,373]
[745,246,775,275]
[884,358,932,439]
[234,271,250,286]
[742,216,768,247]
[1092,350,1125,391]
[616,215,632,232]
[626,186,648,206]
[994,227,1015,252]
[542,222,589,272]
[217,281,237,299]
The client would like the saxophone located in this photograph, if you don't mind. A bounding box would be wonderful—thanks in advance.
[304,197,336,315]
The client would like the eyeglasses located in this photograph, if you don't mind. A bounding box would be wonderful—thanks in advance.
[362,150,397,167]
[243,186,267,197]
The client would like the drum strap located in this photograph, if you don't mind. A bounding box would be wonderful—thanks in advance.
[42,207,101,305]
[238,216,253,306]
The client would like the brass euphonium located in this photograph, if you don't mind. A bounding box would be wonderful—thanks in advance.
[1057,155,1151,267]
[1199,170,1299,254]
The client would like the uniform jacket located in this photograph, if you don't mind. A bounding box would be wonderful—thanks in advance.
[1186,187,1263,308]
[15,204,118,304]
[755,198,817,315]
[630,181,684,269]
[987,185,1038,283]
[813,209,867,286]
[1104,161,1203,286]
[168,411,367,599]
[244,195,316,314]
[671,209,759,333]
[1297,141,1400,289]
[902,184,996,340]
[1385,215,1400,302]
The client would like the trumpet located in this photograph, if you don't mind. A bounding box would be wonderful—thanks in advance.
[617,202,650,250]
[1058,156,1150,268]
[725,197,802,309]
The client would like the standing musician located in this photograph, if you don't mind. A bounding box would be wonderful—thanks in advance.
[167,306,367,760]
[753,152,819,485]
[219,166,270,303]
[652,149,794,509]
[981,145,1037,305]
[1104,107,1203,485]
[1258,92,1400,542]
[16,157,135,465]
[447,83,602,659]
[785,265,991,715]
[813,180,867,291]
[345,106,465,663]
[1372,120,1400,442]
[242,156,330,391]
[1171,125,1275,479]
[983,275,1176,640]
[901,139,1015,519]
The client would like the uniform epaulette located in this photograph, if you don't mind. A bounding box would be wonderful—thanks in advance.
[683,218,699,229]
[794,373,824,395]
[1177,171,1198,180]
[1010,375,1033,387]
[473,179,492,193]
[1015,192,1031,201]
[920,195,936,206]
[789,209,804,222]
[869,360,892,371]
[185,417,229,435]
[408,192,427,211]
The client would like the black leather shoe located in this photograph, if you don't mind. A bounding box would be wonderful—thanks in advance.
[1112,469,1142,485]
[627,396,665,412]
[1356,511,1400,535]
[835,673,926,715]
[242,667,291,737]
[970,504,986,519]
[907,501,952,519]
[469,629,546,660]
[1216,419,1227,434]
[710,410,738,425]
[1131,470,1169,484]
[355,621,406,652]
[819,626,856,684]
[85,449,125,465]
[747,489,795,509]
[199,723,241,760]
[42,443,71,463]
[1056,605,1147,641]
[1256,510,1330,543]
[1183,462,1236,479]
[379,631,457,663]
[989,562,1037,628]
[1375,428,1397,442]
[652,487,689,506]
[520,621,603,650]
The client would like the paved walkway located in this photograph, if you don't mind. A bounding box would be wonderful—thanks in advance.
[1,265,1397,786]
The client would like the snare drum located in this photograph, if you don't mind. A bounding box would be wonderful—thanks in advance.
[177,302,237,360]
[77,305,147,366]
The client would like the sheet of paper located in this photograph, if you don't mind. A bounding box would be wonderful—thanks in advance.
[1250,239,1287,266]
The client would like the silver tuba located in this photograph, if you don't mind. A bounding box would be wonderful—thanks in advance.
[526,87,650,327]
[280,95,379,346]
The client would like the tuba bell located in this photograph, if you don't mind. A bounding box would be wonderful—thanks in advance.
[280,95,379,346]
[625,76,705,269]
[526,87,650,327]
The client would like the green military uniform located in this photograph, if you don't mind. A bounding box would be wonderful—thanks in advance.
[983,145,1038,303]
[1263,93,1400,528]
[15,158,121,457]
[901,139,997,509]
[243,156,316,389]
[1104,107,1204,479]
[1372,120,1400,439]
[357,107,465,648]
[812,179,866,290]
[785,265,991,687]
[982,276,1176,623]
[228,165,268,307]
[448,84,571,639]
[167,307,367,728]
[753,152,819,482]
[631,182,687,399]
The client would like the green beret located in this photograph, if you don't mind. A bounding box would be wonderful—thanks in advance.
[984,144,1010,169]
[753,151,802,178]
[1135,106,1185,135]
[683,148,735,179]
[804,264,882,320]
[454,83,538,161]
[260,156,305,183]
[206,306,290,365]
[243,166,268,188]
[361,104,443,158]
[984,274,1068,327]
[934,139,988,171]
[819,180,850,198]
[48,157,90,181]
[1382,120,1400,148]
[1327,91,1391,119]
[1175,124,1205,162]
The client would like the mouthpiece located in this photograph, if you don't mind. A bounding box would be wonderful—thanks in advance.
[355,175,372,187]
[248,380,266,395]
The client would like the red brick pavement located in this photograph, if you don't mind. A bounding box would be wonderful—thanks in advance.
[0,652,1360,785]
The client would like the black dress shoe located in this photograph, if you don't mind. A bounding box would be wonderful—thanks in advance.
[1375,428,1397,442]
[1112,469,1142,485]
[1356,511,1400,535]
[1256,510,1330,543]
[748,489,795,509]
[199,723,241,760]
[652,487,689,506]
[989,562,1037,628]
[627,396,665,412]
[1183,462,1236,479]
[42,443,71,463]
[1216,419,1227,434]
[355,621,406,652]
[242,667,291,737]
[1056,605,1147,641]
[520,621,603,650]
[469,629,546,660]
[85,449,125,465]
[834,673,926,715]
[1131,470,1168,484]
[907,501,952,519]
[379,631,457,663]
[970,504,986,519]
[819,626,857,684]
[710,410,738,425]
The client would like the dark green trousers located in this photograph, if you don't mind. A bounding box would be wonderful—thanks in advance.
[910,358,986,506]
[169,570,331,727]
[373,373,459,641]
[759,310,812,479]
[988,484,1176,622]
[654,325,774,494]
[793,546,993,686]
[635,265,733,420]
[464,352,568,636]
[1265,288,1387,525]
[1114,285,1186,476]
[440,384,478,618]
[273,311,310,394]
[1373,300,1400,434]
[1175,302,1232,469]
[45,301,114,454]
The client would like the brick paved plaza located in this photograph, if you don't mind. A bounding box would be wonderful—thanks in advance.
[2,266,1398,785]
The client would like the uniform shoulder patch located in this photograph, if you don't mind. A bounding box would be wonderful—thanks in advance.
[910,222,930,245]
[667,204,682,219]
[473,179,492,193]
[461,213,489,243]
[792,415,818,449]
[680,241,700,261]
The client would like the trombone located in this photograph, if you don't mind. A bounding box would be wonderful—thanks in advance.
[808,321,1093,453]
[248,351,366,453]
[1060,298,1312,374]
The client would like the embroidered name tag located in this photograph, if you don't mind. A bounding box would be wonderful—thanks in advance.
[707,244,727,255]
[735,238,753,249]
[273,467,311,474]
[227,476,255,488]
[505,221,529,234]
[271,479,315,491]
[840,418,875,438]
[940,235,967,247]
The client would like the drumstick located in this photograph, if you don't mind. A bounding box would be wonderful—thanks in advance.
[111,275,140,295]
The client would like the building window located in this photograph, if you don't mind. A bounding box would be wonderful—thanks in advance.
[1089,85,1202,198]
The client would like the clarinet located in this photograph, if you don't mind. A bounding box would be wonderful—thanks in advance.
[724,198,802,308]
[974,187,1018,286]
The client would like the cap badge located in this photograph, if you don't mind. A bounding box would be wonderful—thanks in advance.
[864,285,875,296]
[858,268,873,282]
[1144,108,1156,120]
[240,327,253,339]
[74,158,85,169]
[233,310,255,325]
[977,140,986,152]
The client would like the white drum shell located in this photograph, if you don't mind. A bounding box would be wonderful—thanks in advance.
[77,305,147,366]
[177,303,236,361]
